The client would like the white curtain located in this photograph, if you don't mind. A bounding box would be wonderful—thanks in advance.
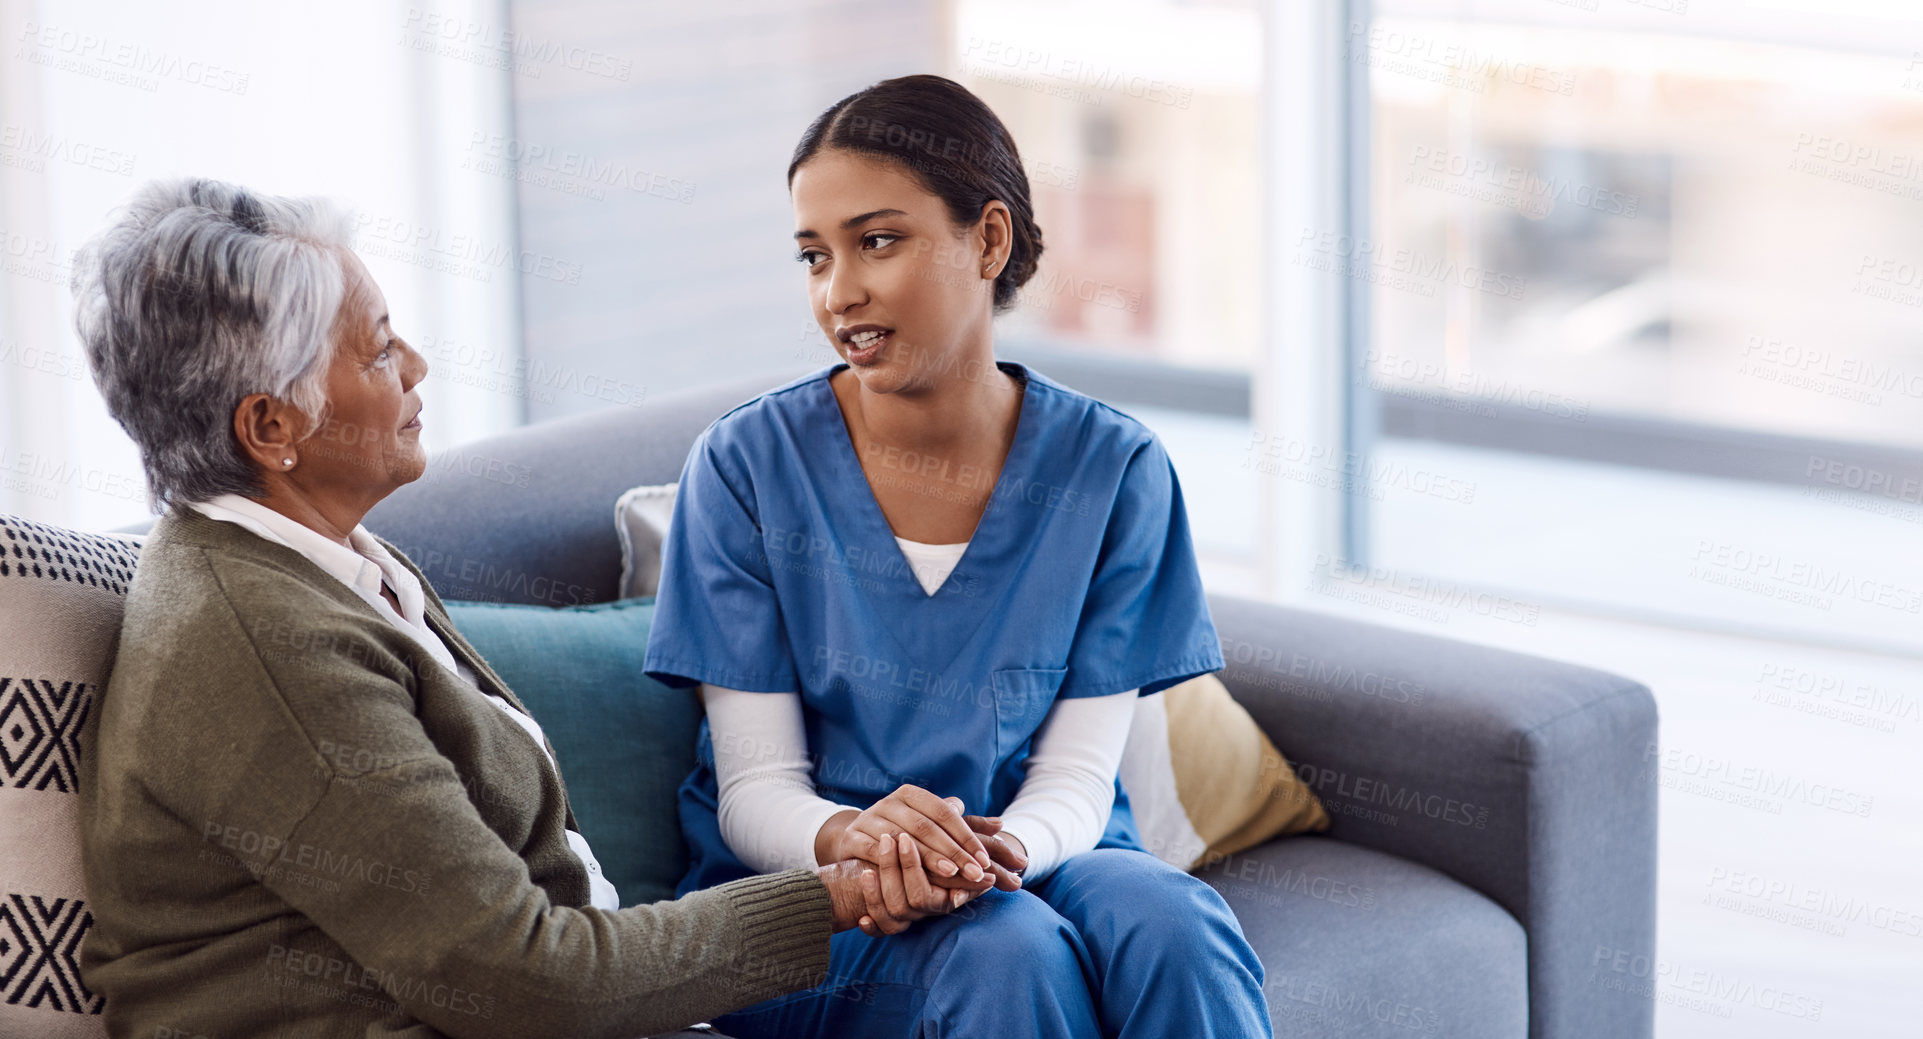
[0,0,523,531]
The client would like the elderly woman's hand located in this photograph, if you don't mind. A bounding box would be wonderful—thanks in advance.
[814,859,879,934]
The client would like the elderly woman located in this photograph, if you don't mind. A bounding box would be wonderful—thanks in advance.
[70,178,915,1039]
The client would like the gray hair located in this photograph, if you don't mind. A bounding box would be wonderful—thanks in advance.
[72,177,356,510]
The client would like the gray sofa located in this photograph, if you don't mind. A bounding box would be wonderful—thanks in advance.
[366,371,1659,1039]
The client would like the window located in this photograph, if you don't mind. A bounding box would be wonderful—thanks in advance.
[947,0,1268,591]
[1357,0,1923,651]
[1366,2,1923,451]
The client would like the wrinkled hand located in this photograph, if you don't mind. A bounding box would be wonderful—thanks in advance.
[815,859,875,934]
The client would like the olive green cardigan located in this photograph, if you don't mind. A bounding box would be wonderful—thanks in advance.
[78,507,832,1038]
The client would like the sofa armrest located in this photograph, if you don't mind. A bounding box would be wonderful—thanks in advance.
[1207,593,1658,1039]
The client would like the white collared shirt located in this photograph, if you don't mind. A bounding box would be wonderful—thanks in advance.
[190,493,622,911]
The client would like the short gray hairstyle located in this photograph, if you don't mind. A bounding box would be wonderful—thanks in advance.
[72,177,356,510]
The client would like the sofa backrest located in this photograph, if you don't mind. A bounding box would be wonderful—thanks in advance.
[365,370,805,606]
[0,515,140,1036]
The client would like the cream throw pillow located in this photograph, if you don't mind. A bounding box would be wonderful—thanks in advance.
[0,515,142,1035]
[1120,673,1329,872]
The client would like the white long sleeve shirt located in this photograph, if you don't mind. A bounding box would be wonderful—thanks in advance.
[708,536,1137,882]
[189,493,623,911]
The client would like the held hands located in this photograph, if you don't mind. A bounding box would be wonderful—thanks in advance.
[816,785,995,884]
[857,831,976,936]
[815,786,1032,937]
[815,822,1024,936]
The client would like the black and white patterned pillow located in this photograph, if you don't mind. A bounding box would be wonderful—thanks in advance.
[0,514,141,1035]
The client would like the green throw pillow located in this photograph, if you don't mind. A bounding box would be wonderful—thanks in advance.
[442,596,698,907]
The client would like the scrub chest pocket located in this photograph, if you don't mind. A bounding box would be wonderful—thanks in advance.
[991,667,1067,759]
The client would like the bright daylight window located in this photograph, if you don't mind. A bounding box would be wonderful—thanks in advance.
[945,0,1267,592]
[1359,0,1923,654]
[1366,5,1923,450]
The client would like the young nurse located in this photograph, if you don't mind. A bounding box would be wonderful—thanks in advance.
[643,75,1272,1038]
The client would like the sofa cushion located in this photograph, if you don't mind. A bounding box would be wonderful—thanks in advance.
[0,515,141,1035]
[1198,835,1527,1039]
[1121,673,1328,872]
[441,596,700,907]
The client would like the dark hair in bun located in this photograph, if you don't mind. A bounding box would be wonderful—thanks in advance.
[789,74,1043,313]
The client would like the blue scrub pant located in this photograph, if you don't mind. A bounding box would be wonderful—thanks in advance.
[708,848,1273,1039]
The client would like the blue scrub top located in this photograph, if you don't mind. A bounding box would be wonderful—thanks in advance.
[644,361,1225,894]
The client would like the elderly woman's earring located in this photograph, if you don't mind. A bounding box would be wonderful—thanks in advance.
[282,458,294,467]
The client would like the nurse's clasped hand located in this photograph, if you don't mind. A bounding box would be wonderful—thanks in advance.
[963,813,1030,884]
[892,813,1029,892]
[816,785,995,882]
